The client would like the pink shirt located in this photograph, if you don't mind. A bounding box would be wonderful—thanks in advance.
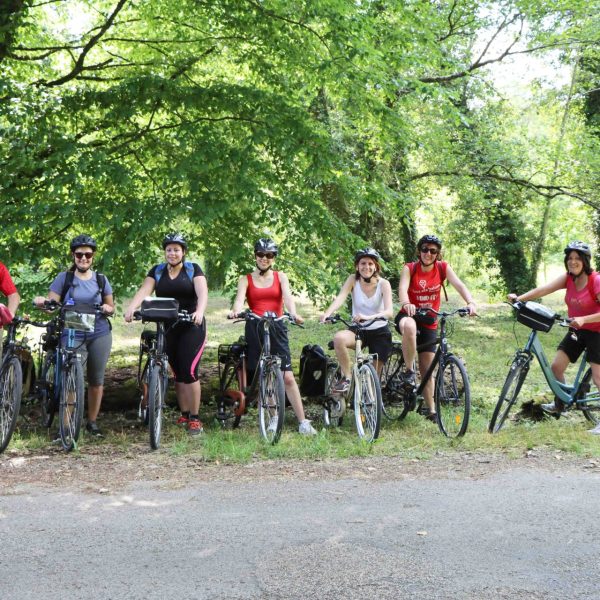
[565,272,600,332]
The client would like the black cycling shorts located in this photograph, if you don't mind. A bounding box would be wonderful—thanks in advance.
[558,328,600,365]
[245,319,292,372]
[359,325,393,363]
[395,314,438,354]
[165,320,206,384]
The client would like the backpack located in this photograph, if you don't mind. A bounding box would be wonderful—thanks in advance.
[299,344,329,397]
[586,271,600,305]
[409,260,448,302]
[60,271,107,302]
[154,261,195,283]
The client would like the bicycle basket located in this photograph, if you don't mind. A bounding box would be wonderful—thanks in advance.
[516,301,556,333]
[140,297,179,322]
[218,341,247,364]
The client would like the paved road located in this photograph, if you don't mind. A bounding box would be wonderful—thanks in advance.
[1,466,599,599]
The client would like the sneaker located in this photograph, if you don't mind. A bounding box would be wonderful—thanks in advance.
[332,378,350,394]
[85,421,103,437]
[588,423,600,435]
[541,402,563,415]
[176,415,190,426]
[298,419,317,436]
[401,370,416,389]
[267,416,279,433]
[188,420,203,435]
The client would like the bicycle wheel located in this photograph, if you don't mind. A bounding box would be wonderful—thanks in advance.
[322,365,345,428]
[353,362,382,442]
[59,359,84,452]
[488,356,530,433]
[39,352,57,428]
[0,357,23,454]
[578,368,600,424]
[435,355,470,438]
[147,363,165,450]
[218,360,245,429]
[258,361,285,444]
[380,346,411,421]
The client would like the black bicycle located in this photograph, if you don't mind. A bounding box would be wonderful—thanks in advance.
[217,310,300,444]
[380,307,471,438]
[134,297,192,450]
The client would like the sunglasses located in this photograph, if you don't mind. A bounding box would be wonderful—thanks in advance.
[420,247,439,255]
[74,251,94,260]
[255,252,275,259]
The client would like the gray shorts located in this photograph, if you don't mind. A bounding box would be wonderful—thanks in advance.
[78,332,112,386]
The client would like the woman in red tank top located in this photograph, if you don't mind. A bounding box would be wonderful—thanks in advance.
[229,238,316,436]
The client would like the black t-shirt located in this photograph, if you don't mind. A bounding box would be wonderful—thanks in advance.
[147,263,204,313]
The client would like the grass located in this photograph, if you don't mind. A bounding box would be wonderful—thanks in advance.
[7,291,600,462]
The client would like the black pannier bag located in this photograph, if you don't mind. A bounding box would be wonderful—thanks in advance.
[516,301,557,333]
[299,344,329,397]
[140,297,179,322]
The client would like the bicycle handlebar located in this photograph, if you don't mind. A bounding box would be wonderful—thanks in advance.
[323,314,388,329]
[506,300,571,326]
[132,310,193,323]
[228,310,303,327]
[414,307,470,318]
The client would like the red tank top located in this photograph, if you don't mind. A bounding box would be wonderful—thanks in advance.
[246,271,283,316]
[565,272,600,332]
[406,261,446,330]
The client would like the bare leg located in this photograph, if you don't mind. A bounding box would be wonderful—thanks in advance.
[333,329,356,380]
[418,351,436,414]
[175,380,201,415]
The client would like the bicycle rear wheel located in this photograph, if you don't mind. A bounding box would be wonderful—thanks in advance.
[578,368,600,425]
[322,365,345,428]
[353,362,382,442]
[435,355,470,438]
[0,357,23,454]
[218,360,245,429]
[59,360,84,452]
[39,352,57,428]
[258,362,285,444]
[380,346,411,421]
[488,356,530,433]
[147,363,166,450]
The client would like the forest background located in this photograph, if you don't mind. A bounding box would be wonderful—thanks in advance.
[1,0,600,303]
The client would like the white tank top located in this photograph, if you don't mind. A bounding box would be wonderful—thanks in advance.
[352,279,386,330]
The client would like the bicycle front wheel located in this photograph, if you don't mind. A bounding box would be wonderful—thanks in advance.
[380,346,411,421]
[353,362,382,442]
[147,364,166,450]
[258,362,285,444]
[59,360,84,452]
[488,356,530,433]
[0,357,23,454]
[435,355,470,438]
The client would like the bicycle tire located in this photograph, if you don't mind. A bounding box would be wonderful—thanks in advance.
[578,368,600,425]
[322,365,345,428]
[488,356,530,433]
[258,361,285,444]
[218,360,244,429]
[435,354,470,438]
[353,362,382,442]
[380,346,411,421]
[147,363,165,450]
[59,359,84,452]
[0,357,23,454]
[39,352,57,428]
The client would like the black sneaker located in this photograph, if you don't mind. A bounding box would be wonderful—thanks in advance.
[401,370,416,389]
[86,421,104,437]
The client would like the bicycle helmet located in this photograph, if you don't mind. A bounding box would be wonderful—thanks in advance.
[162,233,188,250]
[254,238,278,256]
[354,247,381,263]
[70,234,97,252]
[417,234,442,250]
[564,241,591,258]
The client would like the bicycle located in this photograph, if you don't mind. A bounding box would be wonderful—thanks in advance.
[217,310,300,444]
[323,314,384,443]
[379,307,471,438]
[488,300,600,433]
[34,300,87,451]
[134,297,192,450]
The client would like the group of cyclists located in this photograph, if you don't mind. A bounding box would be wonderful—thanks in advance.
[1,232,600,440]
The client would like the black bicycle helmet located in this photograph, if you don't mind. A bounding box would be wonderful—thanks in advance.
[254,238,278,256]
[417,234,442,249]
[564,241,591,258]
[354,247,381,263]
[162,233,188,250]
[70,234,97,252]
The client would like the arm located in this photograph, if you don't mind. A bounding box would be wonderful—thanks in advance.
[320,275,355,322]
[6,291,19,317]
[279,271,304,324]
[228,276,249,318]
[101,294,115,316]
[124,277,156,322]
[33,290,61,308]
[192,275,208,325]
[445,265,477,316]
[397,265,416,317]
[507,274,567,303]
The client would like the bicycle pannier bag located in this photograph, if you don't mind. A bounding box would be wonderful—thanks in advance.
[299,344,328,397]
[140,297,179,322]
[517,301,556,333]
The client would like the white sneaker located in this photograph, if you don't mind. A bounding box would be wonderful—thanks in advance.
[298,419,317,436]
[267,416,278,433]
[541,402,562,415]
[587,423,600,435]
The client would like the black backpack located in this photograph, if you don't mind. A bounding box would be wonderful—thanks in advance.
[299,344,329,397]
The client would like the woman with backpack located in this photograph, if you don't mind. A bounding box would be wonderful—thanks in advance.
[395,235,476,423]
[508,241,600,434]
[34,235,114,436]
[124,234,207,435]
